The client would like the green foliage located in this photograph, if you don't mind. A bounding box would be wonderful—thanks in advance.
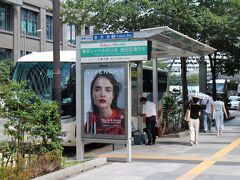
[0,62,63,177]
[62,158,82,168]
[62,0,240,99]
[161,96,182,134]
[0,80,63,152]
[187,74,199,86]
[169,74,178,85]
[61,0,155,33]
[143,59,168,69]
[0,61,11,85]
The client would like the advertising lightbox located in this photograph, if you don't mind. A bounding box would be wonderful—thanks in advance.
[81,63,128,140]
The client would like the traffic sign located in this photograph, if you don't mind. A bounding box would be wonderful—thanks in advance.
[93,33,134,40]
[80,40,148,63]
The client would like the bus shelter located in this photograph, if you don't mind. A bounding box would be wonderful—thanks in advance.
[133,26,216,114]
[76,26,216,161]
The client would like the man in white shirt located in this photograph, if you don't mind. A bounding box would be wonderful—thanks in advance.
[200,95,213,132]
[140,97,157,145]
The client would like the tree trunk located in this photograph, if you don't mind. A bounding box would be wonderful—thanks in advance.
[199,56,207,93]
[208,53,217,100]
[181,57,188,129]
[181,57,188,107]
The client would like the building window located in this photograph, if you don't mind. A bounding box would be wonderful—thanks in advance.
[85,26,90,35]
[20,50,31,57]
[0,2,10,31]
[21,8,38,36]
[67,23,76,45]
[46,15,53,40]
[0,48,12,60]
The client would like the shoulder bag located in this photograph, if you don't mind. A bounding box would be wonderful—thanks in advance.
[184,104,191,121]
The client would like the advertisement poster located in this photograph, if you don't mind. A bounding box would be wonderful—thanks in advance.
[81,63,128,140]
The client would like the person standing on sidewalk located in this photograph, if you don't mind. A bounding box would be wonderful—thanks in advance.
[213,95,228,136]
[140,97,157,145]
[200,95,214,132]
[188,97,202,146]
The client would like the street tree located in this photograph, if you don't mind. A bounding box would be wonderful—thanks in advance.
[61,0,199,111]
[62,0,156,33]
[194,0,240,99]
[61,0,240,100]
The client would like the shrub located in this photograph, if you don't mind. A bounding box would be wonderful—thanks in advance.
[0,61,63,178]
[161,96,182,134]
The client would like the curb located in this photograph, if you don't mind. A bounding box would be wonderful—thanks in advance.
[32,157,107,180]
[160,130,189,138]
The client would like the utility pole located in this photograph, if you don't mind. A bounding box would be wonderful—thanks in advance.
[52,0,61,109]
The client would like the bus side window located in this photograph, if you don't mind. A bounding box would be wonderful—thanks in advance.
[70,64,76,82]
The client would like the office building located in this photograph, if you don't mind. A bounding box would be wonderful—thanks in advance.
[0,0,91,62]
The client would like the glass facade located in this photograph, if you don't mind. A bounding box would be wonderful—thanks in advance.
[0,48,12,60]
[21,8,38,36]
[67,23,76,45]
[0,2,10,31]
[0,2,78,62]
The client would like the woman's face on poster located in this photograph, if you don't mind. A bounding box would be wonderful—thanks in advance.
[92,77,114,110]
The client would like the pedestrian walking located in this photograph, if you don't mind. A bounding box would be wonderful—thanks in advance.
[200,94,214,132]
[188,97,202,146]
[139,97,157,145]
[213,95,228,136]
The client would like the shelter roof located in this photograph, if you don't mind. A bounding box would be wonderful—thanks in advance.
[134,26,216,58]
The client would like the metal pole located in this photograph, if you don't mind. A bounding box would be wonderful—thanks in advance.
[52,0,61,108]
[153,58,158,117]
[127,63,132,162]
[22,30,26,56]
[76,35,84,161]
[24,31,26,55]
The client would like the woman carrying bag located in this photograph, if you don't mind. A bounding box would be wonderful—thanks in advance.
[187,97,202,146]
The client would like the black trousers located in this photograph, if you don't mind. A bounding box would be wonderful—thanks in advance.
[146,116,156,143]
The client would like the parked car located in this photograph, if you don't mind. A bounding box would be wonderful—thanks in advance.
[228,96,240,110]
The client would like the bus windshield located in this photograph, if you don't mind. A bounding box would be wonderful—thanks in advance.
[13,62,75,118]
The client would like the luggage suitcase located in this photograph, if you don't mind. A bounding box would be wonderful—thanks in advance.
[134,132,142,145]
[141,133,147,144]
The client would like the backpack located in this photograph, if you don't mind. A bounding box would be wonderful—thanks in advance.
[201,100,209,110]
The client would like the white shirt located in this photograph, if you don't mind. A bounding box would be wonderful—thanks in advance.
[213,100,224,111]
[200,97,213,113]
[142,101,156,117]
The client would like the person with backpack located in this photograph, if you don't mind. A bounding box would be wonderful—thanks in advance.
[200,95,214,132]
